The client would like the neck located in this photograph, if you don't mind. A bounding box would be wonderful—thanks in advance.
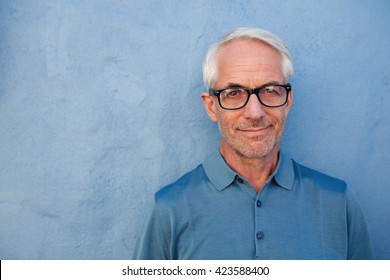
[220,145,280,193]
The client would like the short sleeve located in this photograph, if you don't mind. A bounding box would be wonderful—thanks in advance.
[346,187,375,259]
[132,197,170,260]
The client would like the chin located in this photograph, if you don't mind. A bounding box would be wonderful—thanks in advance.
[234,143,277,159]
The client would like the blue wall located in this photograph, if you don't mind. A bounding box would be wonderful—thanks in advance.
[0,0,389,259]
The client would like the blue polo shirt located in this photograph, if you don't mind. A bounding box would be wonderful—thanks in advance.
[133,151,374,259]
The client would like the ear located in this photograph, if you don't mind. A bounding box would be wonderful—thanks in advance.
[201,92,218,122]
[283,89,293,118]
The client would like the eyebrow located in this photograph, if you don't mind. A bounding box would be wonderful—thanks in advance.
[225,81,282,89]
[226,83,244,88]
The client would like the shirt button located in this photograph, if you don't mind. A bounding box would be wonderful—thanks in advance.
[256,200,262,207]
[257,231,265,240]
[237,177,244,184]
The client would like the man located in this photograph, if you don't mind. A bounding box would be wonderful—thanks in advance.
[133,27,374,259]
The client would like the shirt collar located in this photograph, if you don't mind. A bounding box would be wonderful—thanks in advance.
[203,150,295,191]
[203,150,237,191]
[274,151,295,190]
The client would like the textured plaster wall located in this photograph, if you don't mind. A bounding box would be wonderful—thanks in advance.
[0,0,389,259]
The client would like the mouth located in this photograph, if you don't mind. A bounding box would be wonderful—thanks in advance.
[238,126,271,137]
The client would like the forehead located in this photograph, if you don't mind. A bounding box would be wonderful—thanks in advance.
[215,39,284,87]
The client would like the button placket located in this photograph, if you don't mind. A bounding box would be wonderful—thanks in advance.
[255,199,264,241]
[254,190,267,257]
[256,231,264,240]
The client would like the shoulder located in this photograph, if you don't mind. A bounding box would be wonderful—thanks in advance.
[155,164,208,205]
[291,159,347,194]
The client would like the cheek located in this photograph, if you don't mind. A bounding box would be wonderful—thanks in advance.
[216,117,236,142]
[216,111,239,132]
[271,108,288,125]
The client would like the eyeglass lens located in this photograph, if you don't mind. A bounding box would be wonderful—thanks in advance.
[219,85,288,109]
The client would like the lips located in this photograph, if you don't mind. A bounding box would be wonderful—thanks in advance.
[237,126,271,137]
[240,126,269,132]
[235,118,274,137]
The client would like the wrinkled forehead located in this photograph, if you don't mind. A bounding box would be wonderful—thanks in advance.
[214,39,284,86]
[216,39,283,68]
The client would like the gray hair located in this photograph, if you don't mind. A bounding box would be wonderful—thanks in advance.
[202,27,293,90]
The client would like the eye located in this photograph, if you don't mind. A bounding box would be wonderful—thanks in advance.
[265,86,276,94]
[222,88,246,99]
[263,86,283,96]
[228,90,240,96]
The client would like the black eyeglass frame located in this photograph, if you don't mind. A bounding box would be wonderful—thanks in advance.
[209,83,292,110]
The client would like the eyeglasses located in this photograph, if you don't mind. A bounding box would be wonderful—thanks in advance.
[209,83,291,110]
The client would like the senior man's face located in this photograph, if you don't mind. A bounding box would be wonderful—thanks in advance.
[202,39,292,159]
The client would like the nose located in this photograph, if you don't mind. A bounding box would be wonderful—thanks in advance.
[242,93,266,119]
